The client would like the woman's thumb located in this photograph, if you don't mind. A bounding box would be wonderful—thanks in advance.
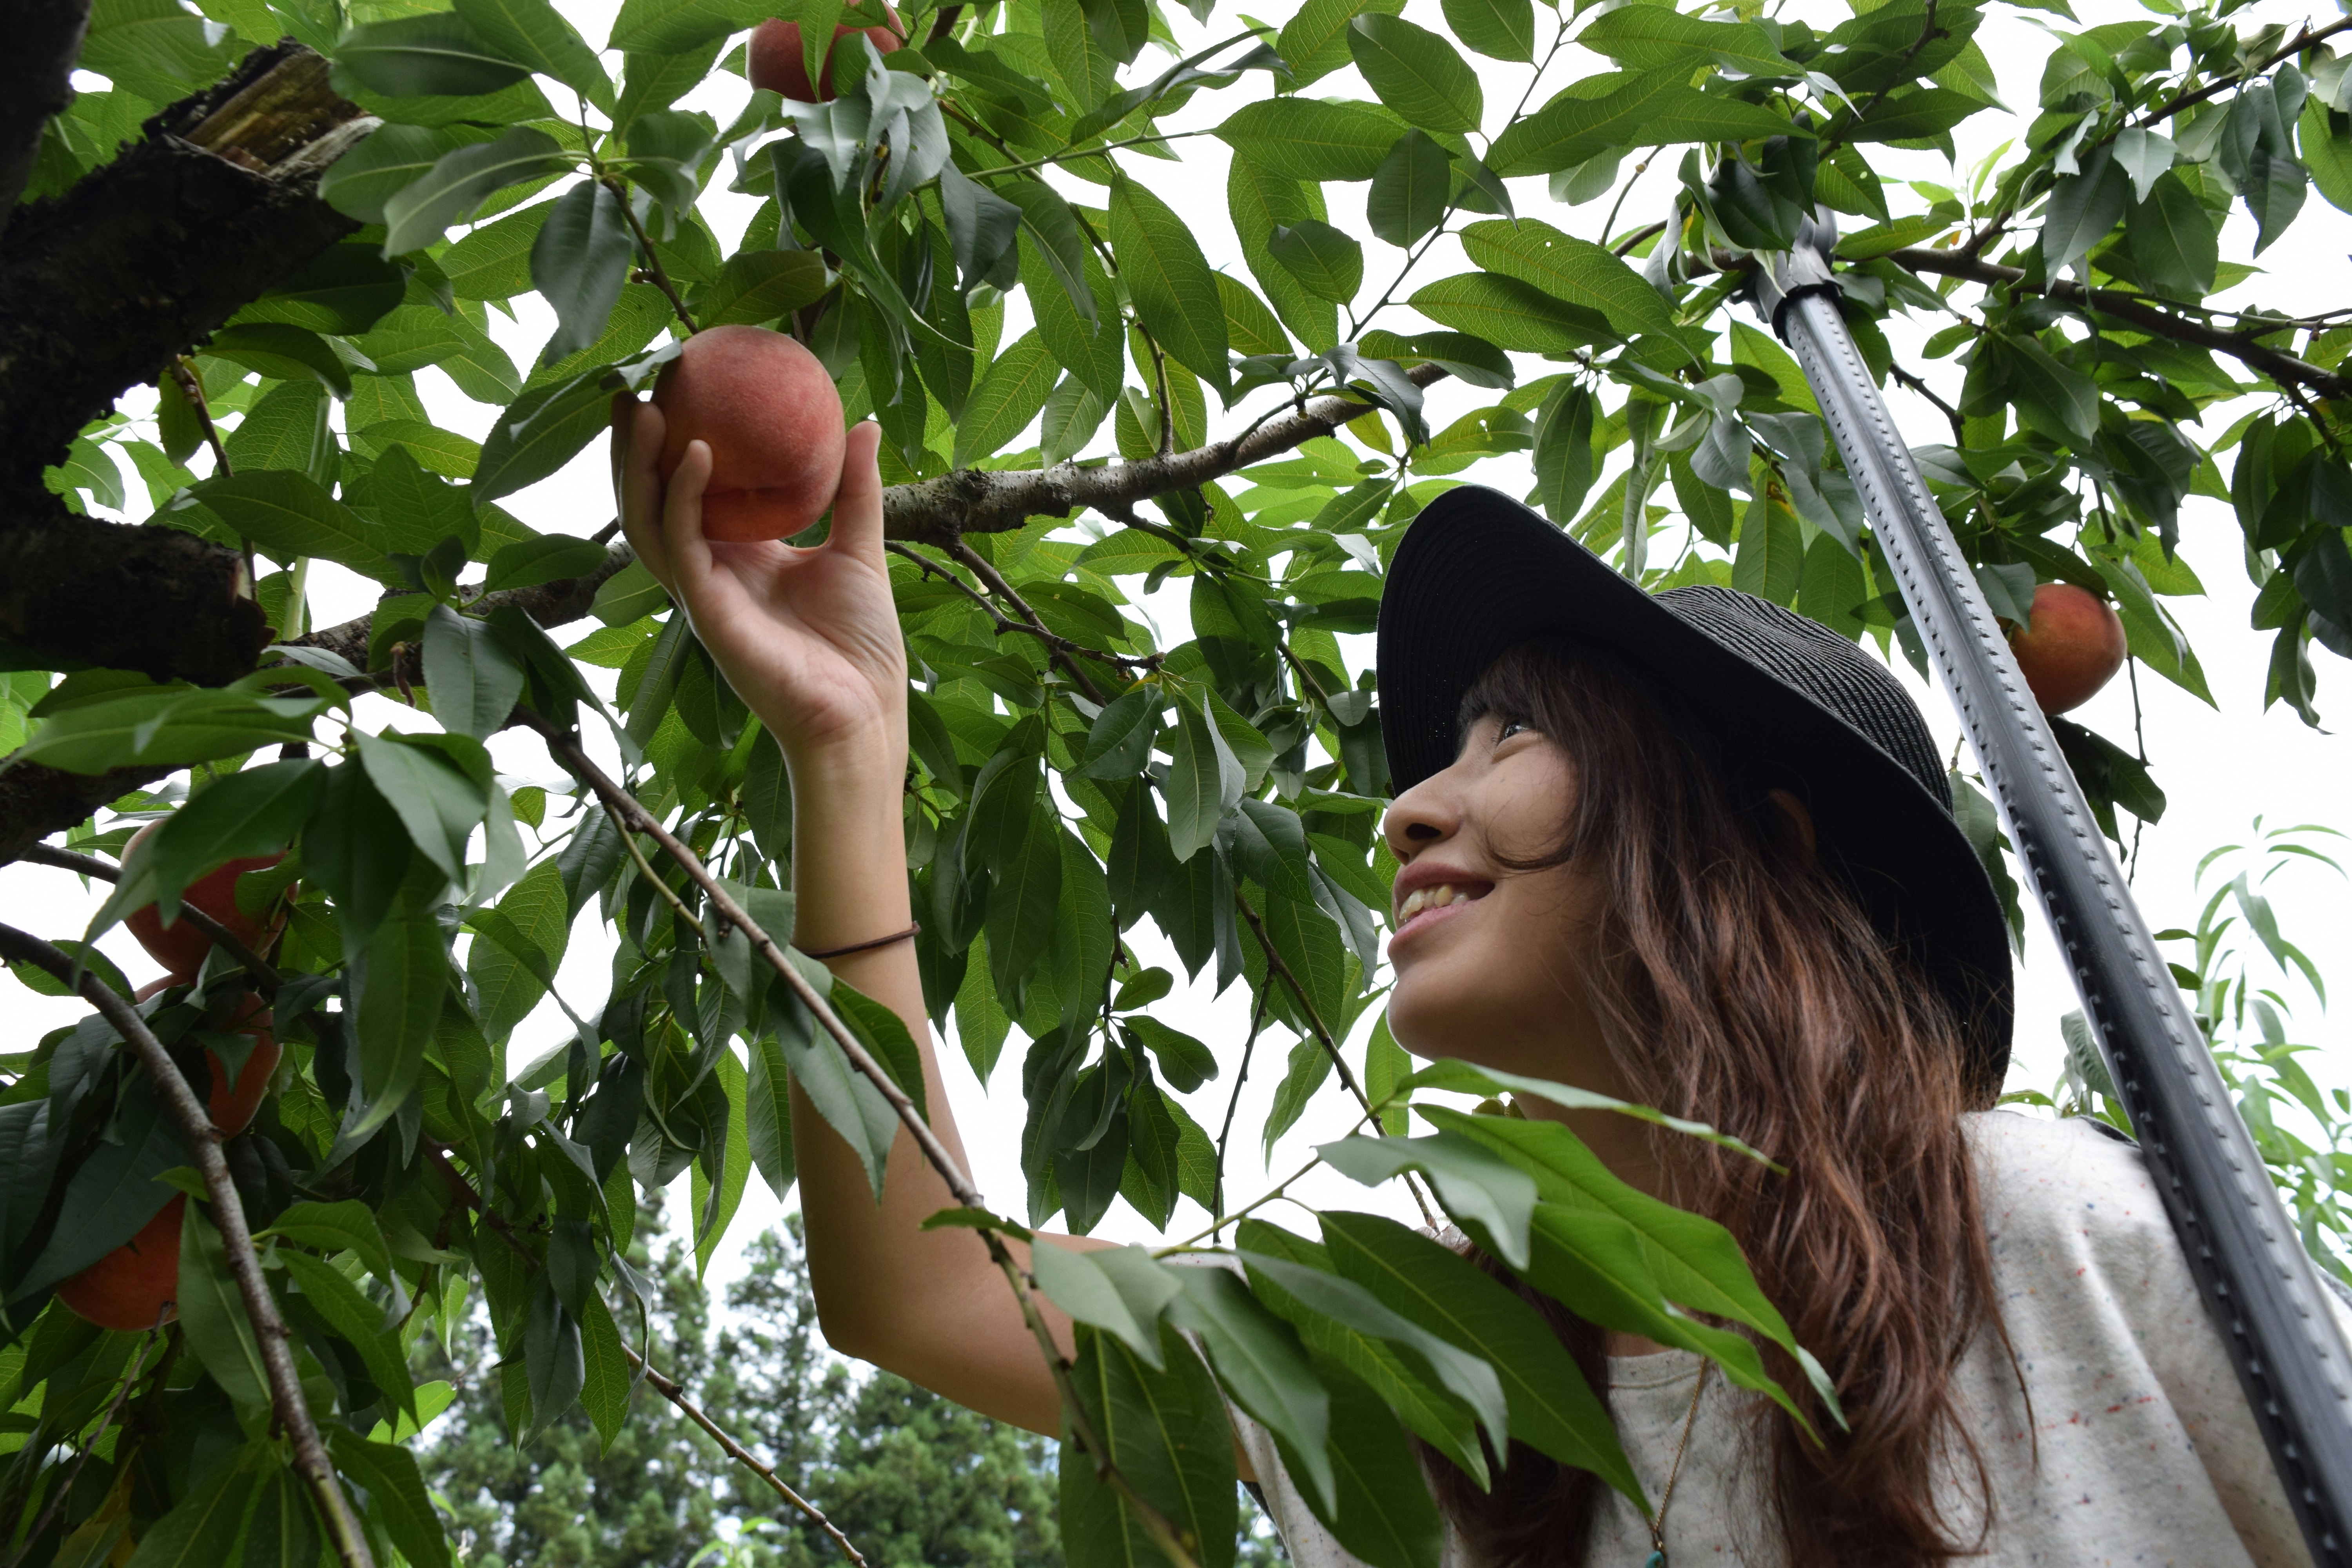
[826,423,886,560]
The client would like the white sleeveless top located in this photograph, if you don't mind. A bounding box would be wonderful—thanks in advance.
[1232,1111,2352,1568]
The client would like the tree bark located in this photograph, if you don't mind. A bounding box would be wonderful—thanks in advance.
[0,41,371,490]
[2,491,267,684]
[0,0,94,240]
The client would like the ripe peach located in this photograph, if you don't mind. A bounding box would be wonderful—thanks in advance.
[122,820,286,978]
[2009,582,2128,715]
[58,1194,185,1332]
[652,325,846,543]
[748,10,904,102]
[129,980,279,1134]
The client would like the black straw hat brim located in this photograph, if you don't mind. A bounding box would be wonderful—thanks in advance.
[1376,486,2015,1084]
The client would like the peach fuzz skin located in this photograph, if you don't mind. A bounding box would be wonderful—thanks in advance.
[652,326,846,543]
[747,11,904,103]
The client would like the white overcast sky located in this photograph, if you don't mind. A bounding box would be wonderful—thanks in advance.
[12,0,2351,1309]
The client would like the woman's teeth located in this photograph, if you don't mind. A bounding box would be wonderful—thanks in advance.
[1397,884,1476,922]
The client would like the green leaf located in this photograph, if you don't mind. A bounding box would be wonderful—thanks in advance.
[236,1466,319,1568]
[1408,272,1615,353]
[280,1250,418,1421]
[1348,15,1480,135]
[691,1047,752,1274]
[443,198,556,299]
[146,757,323,925]
[124,1448,257,1568]
[2126,169,2219,301]
[1317,1130,1538,1268]
[10,1085,181,1298]
[257,1199,397,1290]
[193,469,388,575]
[2302,98,2352,216]
[483,533,609,591]
[178,1198,269,1407]
[1033,1243,1187,1367]
[1577,5,1790,76]
[746,1033,797,1200]
[699,249,830,327]
[773,970,900,1203]
[2041,145,2128,272]
[12,688,327,775]
[1165,694,1243,862]
[1319,1210,1642,1504]
[531,180,635,365]
[382,126,570,257]
[1731,489,1801,604]
[1459,218,1679,343]
[1367,129,1454,248]
[1840,85,1985,142]
[454,0,615,110]
[579,1288,631,1452]
[466,857,570,1042]
[1532,380,1597,522]
[608,0,748,52]
[953,330,1060,469]
[1217,97,1408,181]
[355,730,487,879]
[325,1431,454,1568]
[1298,1360,1445,1568]
[200,323,354,397]
[1110,176,1230,393]
[1270,220,1364,303]
[1229,158,1338,351]
[349,884,449,1136]
[331,10,530,98]
[222,381,329,475]
[421,605,526,740]
[621,108,713,214]
[473,370,616,502]
[1166,1265,1334,1512]
[1237,1246,1510,1451]
[986,804,1064,995]
[830,982,928,1121]
[1277,0,1404,86]
[1490,66,1796,177]
[2002,334,2098,446]
[1441,0,1532,62]
[239,242,407,335]
[1060,1324,1237,1568]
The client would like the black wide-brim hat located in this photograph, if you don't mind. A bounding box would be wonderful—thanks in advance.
[1377,485,2014,1086]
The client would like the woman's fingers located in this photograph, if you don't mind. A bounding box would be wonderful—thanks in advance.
[614,396,675,590]
[662,437,717,601]
[826,423,886,565]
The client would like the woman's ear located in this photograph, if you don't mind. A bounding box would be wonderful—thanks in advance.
[1768,788,1818,862]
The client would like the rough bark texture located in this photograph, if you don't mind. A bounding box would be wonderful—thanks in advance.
[0,42,370,488]
[0,0,94,240]
[0,492,267,682]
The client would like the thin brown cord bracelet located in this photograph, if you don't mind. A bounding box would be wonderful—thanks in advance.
[799,922,921,960]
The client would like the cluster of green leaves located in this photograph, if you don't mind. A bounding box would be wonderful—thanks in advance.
[11,0,2352,1557]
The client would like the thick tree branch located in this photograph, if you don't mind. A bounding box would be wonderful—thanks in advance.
[1888,247,2351,400]
[0,0,93,238]
[0,923,376,1568]
[880,363,1450,543]
[1,492,269,683]
[0,42,372,489]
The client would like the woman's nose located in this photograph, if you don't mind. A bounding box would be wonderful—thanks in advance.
[1383,774,1460,861]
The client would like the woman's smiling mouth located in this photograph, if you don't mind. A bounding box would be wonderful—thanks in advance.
[1390,879,1494,950]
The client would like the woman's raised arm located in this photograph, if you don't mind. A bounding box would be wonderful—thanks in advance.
[612,398,1107,1436]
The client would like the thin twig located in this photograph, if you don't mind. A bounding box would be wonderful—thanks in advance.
[604,175,697,335]
[965,129,1211,180]
[1612,217,1669,260]
[940,539,1115,705]
[1889,360,1965,444]
[18,842,280,998]
[1212,990,1269,1231]
[1821,0,1943,156]
[0,924,375,1568]
[1230,893,1438,1227]
[515,713,1203,1568]
[167,356,231,477]
[886,541,1161,679]
[628,1349,870,1567]
[2131,15,2352,131]
[4,1319,165,1568]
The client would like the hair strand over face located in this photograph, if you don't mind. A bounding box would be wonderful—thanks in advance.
[1420,638,2012,1568]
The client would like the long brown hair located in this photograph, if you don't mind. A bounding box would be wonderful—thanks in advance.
[1420,637,2009,1565]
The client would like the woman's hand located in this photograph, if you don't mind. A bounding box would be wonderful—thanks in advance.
[613,396,905,775]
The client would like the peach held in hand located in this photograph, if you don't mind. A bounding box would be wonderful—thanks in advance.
[747,10,904,103]
[653,325,846,543]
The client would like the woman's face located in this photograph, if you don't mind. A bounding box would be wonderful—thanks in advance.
[1380,714,1623,1093]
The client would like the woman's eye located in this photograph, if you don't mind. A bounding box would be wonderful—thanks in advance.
[1495,720,1530,743]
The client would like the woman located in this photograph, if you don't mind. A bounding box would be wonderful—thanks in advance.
[613,405,2333,1566]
